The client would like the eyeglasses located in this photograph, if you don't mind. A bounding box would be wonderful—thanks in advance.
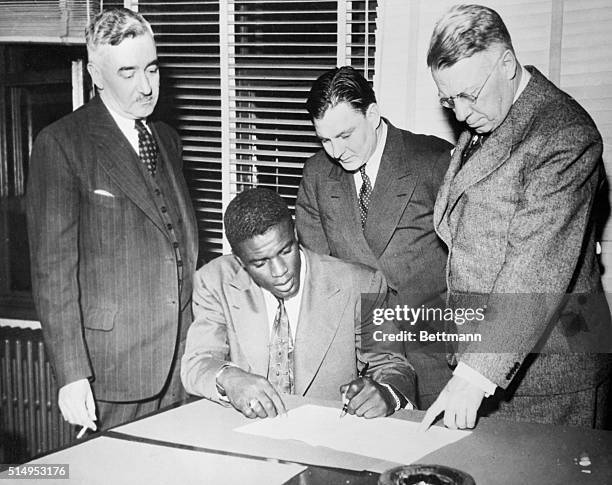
[438,54,504,110]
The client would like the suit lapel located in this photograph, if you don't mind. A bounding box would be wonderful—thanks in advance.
[328,163,363,230]
[323,164,378,263]
[436,67,546,236]
[88,98,166,233]
[293,249,346,396]
[365,123,418,257]
[445,126,513,213]
[226,263,270,377]
[434,131,471,245]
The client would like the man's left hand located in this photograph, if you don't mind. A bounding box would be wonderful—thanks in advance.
[340,377,395,418]
[418,375,485,431]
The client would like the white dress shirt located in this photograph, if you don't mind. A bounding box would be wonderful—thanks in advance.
[261,249,307,340]
[353,120,388,193]
[104,102,152,156]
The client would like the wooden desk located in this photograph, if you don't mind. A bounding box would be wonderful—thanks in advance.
[4,396,612,484]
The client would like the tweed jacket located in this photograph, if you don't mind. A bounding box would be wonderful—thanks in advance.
[26,96,198,401]
[434,66,611,395]
[181,248,416,403]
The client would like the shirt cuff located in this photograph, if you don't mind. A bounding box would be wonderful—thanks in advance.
[453,362,497,397]
[215,362,240,402]
[380,383,414,411]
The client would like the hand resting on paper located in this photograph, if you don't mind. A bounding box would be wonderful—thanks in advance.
[217,366,287,418]
[339,377,396,418]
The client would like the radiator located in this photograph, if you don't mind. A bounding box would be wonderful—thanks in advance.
[0,327,73,463]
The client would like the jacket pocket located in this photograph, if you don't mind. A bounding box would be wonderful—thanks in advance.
[83,305,117,331]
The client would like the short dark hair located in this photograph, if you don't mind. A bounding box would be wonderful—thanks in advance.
[224,188,293,251]
[427,4,514,70]
[86,8,153,62]
[306,66,377,119]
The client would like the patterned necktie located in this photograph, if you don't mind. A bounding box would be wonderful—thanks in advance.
[358,165,373,229]
[135,119,158,175]
[268,298,294,394]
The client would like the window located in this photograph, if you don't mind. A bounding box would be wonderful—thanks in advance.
[0,1,379,315]
[139,0,378,259]
[0,45,88,318]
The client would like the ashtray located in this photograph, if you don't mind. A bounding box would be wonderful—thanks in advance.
[378,464,476,485]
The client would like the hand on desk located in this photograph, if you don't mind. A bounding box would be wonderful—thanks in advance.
[58,378,97,433]
[217,366,287,418]
[339,377,395,418]
[418,375,485,431]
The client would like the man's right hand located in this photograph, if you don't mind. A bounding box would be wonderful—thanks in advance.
[217,367,287,419]
[58,379,97,433]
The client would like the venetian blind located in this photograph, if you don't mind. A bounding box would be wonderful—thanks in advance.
[0,0,100,43]
[48,0,377,261]
[224,0,378,252]
[137,0,223,264]
[138,0,377,259]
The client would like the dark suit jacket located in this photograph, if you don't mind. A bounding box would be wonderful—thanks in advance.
[181,248,416,402]
[26,96,198,402]
[434,67,611,405]
[296,121,452,406]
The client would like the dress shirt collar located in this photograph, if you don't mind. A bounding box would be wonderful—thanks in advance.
[261,248,307,339]
[103,99,150,154]
[513,63,530,104]
[354,119,388,190]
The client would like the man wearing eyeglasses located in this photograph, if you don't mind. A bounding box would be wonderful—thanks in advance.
[420,4,611,431]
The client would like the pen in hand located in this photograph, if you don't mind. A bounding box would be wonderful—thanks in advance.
[339,361,370,418]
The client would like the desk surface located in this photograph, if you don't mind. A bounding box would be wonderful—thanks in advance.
[8,396,612,484]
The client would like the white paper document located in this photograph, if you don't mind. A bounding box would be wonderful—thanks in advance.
[237,404,471,465]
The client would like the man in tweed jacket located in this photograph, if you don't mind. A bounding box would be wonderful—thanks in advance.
[420,4,611,430]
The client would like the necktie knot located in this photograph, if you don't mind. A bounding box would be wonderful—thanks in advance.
[461,132,489,167]
[358,164,372,229]
[135,119,158,175]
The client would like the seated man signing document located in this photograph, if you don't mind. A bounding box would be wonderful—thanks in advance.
[181,188,414,418]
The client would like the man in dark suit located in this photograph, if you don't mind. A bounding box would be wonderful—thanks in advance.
[296,66,452,408]
[420,4,611,431]
[26,8,198,432]
[181,188,414,418]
